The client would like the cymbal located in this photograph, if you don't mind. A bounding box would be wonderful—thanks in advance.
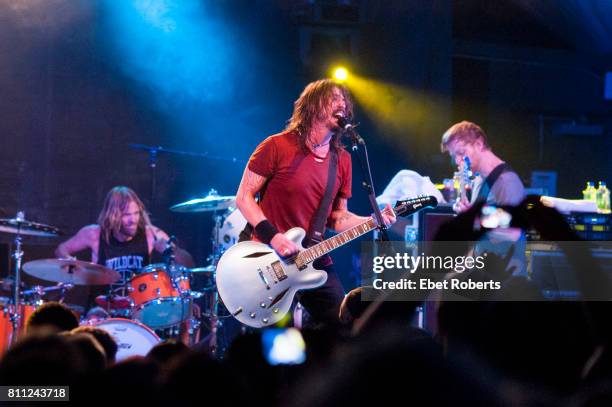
[170,195,236,213]
[0,217,61,237]
[23,259,121,286]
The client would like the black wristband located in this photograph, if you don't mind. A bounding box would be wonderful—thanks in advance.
[254,220,278,244]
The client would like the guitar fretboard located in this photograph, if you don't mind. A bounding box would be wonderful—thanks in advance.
[296,218,377,267]
[293,196,435,268]
[295,207,395,268]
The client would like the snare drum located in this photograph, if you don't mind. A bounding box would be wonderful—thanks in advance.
[88,318,160,361]
[0,301,37,353]
[128,264,191,328]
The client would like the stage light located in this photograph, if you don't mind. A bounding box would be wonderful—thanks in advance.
[333,67,348,81]
[342,73,434,147]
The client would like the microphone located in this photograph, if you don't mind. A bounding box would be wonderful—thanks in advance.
[334,112,364,146]
[333,112,356,132]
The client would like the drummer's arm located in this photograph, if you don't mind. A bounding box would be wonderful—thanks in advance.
[149,226,170,253]
[149,226,195,268]
[55,225,98,259]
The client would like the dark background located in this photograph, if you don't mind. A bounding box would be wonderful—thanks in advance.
[0,0,610,300]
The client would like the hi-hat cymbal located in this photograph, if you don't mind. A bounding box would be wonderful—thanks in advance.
[170,195,236,213]
[0,217,61,237]
[23,259,121,286]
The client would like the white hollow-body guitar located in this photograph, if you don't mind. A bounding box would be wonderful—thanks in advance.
[215,196,438,328]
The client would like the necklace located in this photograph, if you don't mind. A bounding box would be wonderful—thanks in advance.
[312,140,330,149]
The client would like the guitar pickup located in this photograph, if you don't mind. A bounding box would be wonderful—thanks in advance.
[266,265,278,284]
[271,261,288,282]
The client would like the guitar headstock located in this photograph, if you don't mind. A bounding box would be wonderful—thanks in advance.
[463,156,473,178]
[394,195,438,217]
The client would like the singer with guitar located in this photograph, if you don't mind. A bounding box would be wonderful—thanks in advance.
[234,79,396,329]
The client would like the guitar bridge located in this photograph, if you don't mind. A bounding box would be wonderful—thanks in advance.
[257,268,270,290]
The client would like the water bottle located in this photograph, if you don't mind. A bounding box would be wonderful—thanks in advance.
[582,181,596,201]
[597,181,611,213]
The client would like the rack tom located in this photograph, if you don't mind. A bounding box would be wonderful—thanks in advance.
[127,264,191,328]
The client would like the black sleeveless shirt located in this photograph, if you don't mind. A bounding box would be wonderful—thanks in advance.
[98,227,150,289]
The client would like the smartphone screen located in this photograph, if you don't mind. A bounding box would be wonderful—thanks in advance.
[480,205,512,229]
[262,328,306,365]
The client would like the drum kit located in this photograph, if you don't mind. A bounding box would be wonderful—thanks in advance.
[0,190,247,360]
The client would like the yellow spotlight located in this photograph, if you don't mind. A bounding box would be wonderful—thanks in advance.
[333,67,348,82]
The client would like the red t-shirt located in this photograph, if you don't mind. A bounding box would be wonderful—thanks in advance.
[248,130,352,237]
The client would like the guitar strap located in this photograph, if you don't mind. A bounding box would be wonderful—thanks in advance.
[304,148,337,247]
[474,162,514,203]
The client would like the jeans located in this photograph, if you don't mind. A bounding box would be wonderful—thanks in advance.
[296,259,345,329]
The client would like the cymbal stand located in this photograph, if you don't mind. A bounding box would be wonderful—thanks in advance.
[10,212,25,345]
[205,208,227,356]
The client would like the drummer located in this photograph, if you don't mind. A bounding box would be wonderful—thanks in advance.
[55,186,194,306]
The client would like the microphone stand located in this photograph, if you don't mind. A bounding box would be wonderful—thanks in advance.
[128,143,247,213]
[344,128,389,241]
[149,147,159,213]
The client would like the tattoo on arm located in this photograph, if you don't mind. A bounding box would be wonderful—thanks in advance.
[330,198,352,230]
[240,169,266,201]
[338,212,351,223]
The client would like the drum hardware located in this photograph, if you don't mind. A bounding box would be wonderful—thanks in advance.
[0,212,61,346]
[18,282,74,312]
[169,189,239,356]
[205,214,224,356]
[95,292,133,312]
[188,265,216,275]
[187,317,201,345]
[20,282,74,298]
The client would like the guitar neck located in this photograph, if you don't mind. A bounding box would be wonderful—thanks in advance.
[296,208,394,266]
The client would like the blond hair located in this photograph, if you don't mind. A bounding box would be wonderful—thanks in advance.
[97,186,151,243]
[440,121,490,153]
